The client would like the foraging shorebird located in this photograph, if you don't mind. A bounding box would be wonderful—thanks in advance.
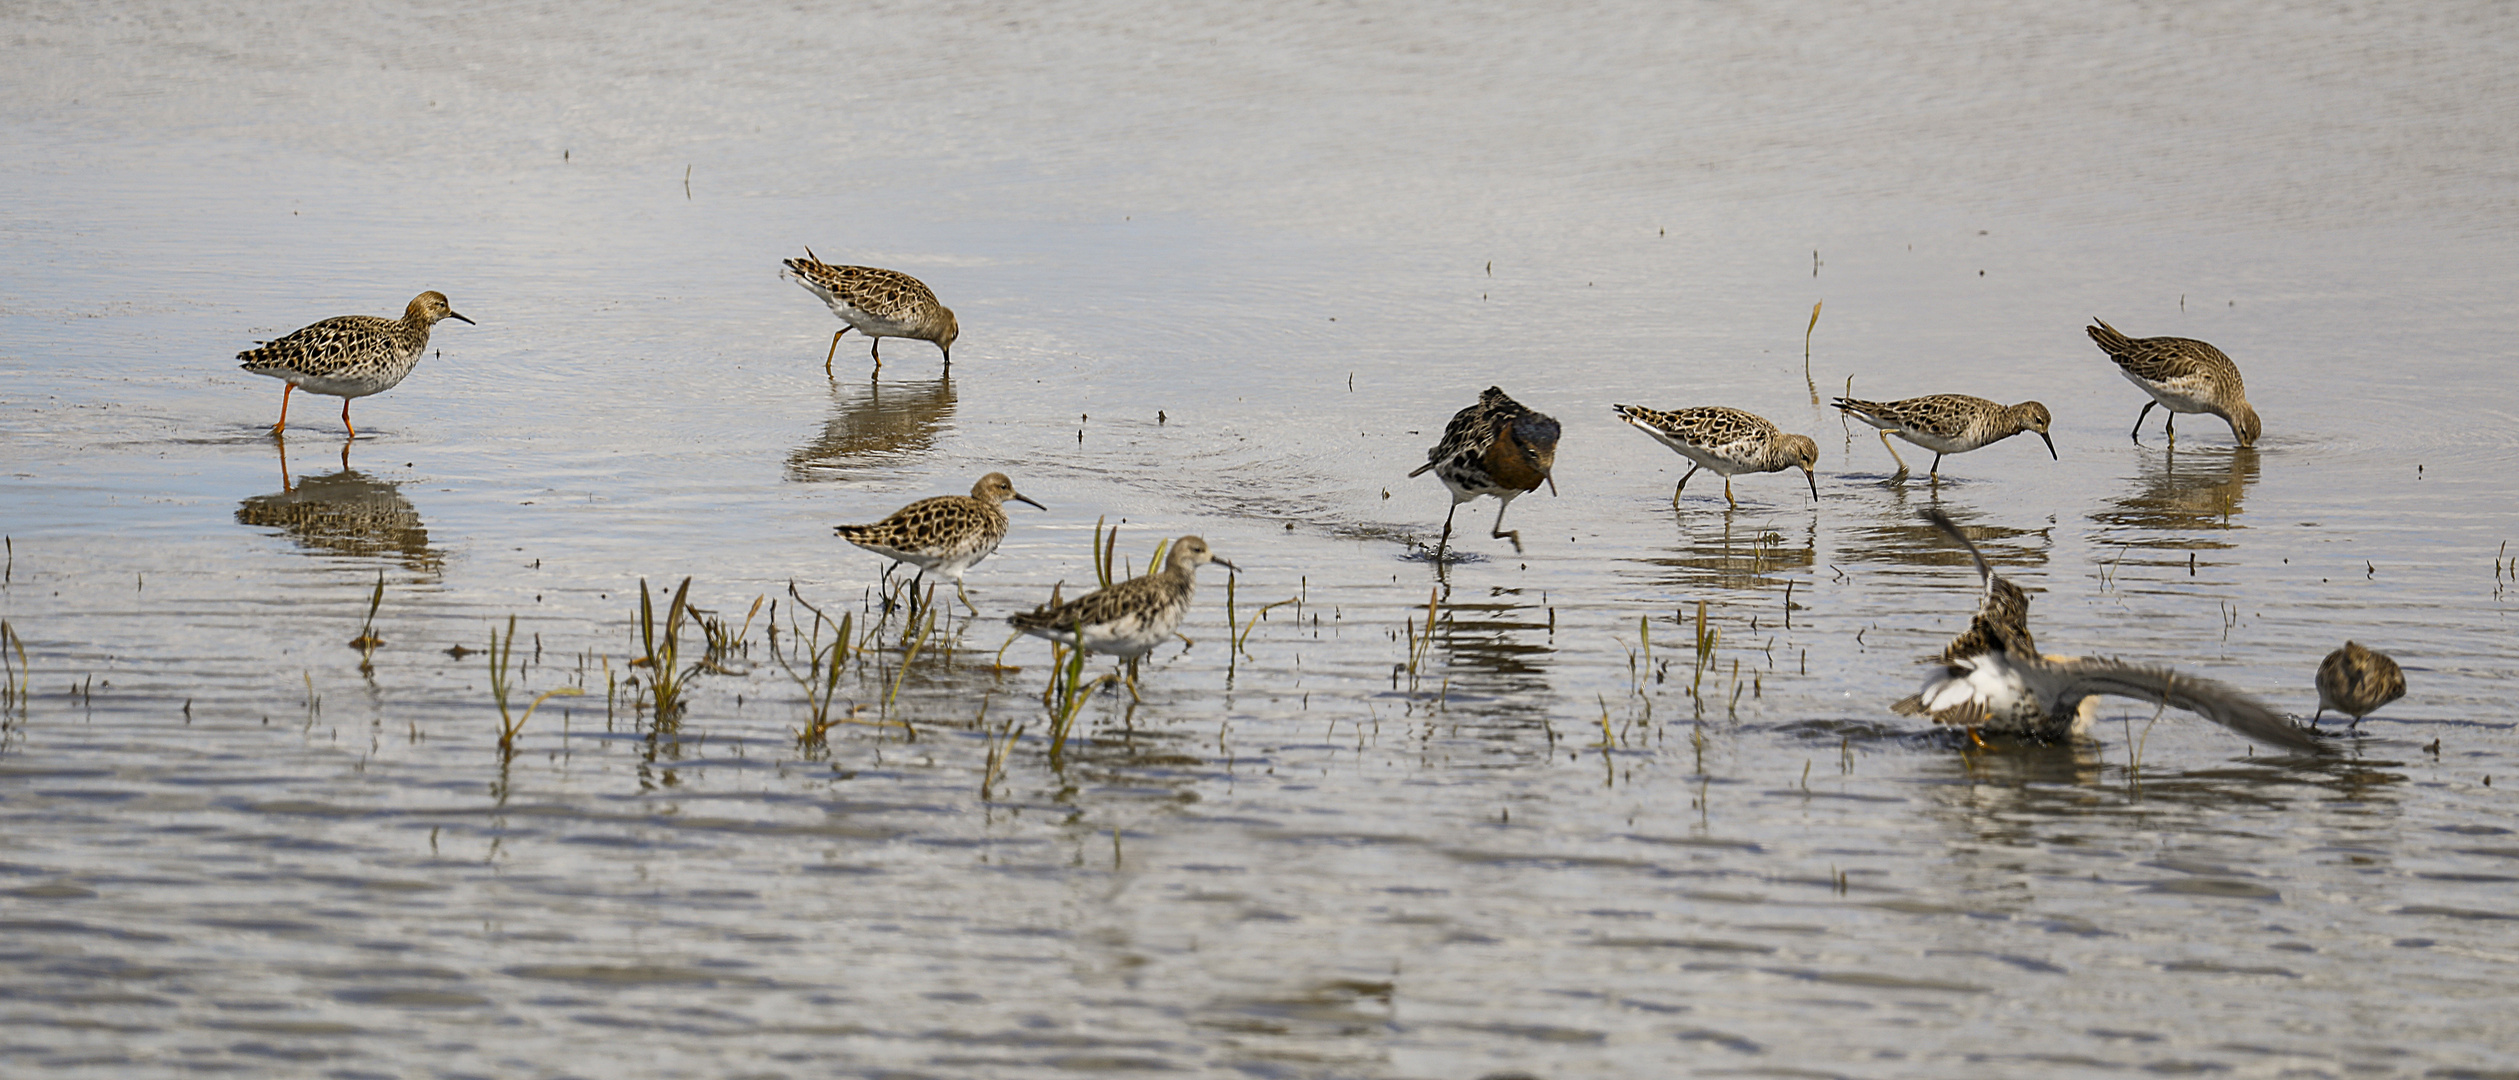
[1893,509,2326,753]
[1008,536,1235,693]
[1410,387,1560,551]
[237,291,473,438]
[2313,641,2404,730]
[1611,404,1818,508]
[2086,319,2260,447]
[1832,394,2054,481]
[781,249,959,375]
[834,473,1044,613]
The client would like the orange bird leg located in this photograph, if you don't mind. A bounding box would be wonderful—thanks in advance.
[270,382,295,436]
[341,398,357,440]
[824,327,849,376]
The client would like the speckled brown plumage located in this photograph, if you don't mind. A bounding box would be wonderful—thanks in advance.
[2314,641,2404,728]
[781,250,959,374]
[2087,319,2260,447]
[834,473,1043,611]
[1831,394,2054,480]
[1409,386,1560,550]
[1612,403,1818,507]
[1008,536,1235,663]
[237,291,472,438]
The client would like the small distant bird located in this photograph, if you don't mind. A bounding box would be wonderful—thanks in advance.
[1008,536,1236,694]
[1893,509,2326,753]
[781,249,959,375]
[2314,641,2404,730]
[2086,319,2260,447]
[1831,394,2054,481]
[1611,404,1818,508]
[1410,387,1560,551]
[237,291,473,438]
[834,473,1044,613]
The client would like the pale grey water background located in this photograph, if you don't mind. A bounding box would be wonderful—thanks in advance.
[5,2,2519,1077]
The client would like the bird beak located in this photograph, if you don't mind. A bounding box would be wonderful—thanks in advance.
[448,311,475,325]
[1545,475,1559,497]
[1013,493,1047,511]
[2039,432,2057,459]
[1211,557,1239,572]
[1804,467,1819,502]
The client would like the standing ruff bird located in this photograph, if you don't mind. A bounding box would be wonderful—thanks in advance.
[1893,510,2326,753]
[1831,394,2054,481]
[781,249,959,375]
[1611,404,1818,508]
[2313,641,2404,730]
[237,291,472,438]
[2086,319,2260,447]
[1008,536,1236,694]
[834,473,1044,613]
[1410,387,1561,551]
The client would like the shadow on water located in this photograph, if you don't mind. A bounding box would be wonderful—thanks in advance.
[234,439,442,574]
[2089,446,2259,543]
[785,375,957,483]
[1623,514,1816,593]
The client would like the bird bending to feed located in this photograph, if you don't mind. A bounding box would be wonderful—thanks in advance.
[834,473,1044,614]
[1410,387,1560,552]
[1008,536,1236,697]
[1831,393,2054,481]
[237,291,473,439]
[2086,318,2259,447]
[2314,641,2404,730]
[1611,404,1818,508]
[781,249,959,375]
[1892,509,2326,753]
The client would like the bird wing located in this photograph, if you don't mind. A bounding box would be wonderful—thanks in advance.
[2036,657,2328,754]
[1413,397,1503,476]
[1009,575,1159,634]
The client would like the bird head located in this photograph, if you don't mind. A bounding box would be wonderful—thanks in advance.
[973,472,1045,510]
[2018,401,2056,458]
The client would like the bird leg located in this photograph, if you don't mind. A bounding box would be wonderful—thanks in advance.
[1490,498,1524,553]
[825,327,850,377]
[1723,476,1738,510]
[1672,465,1700,508]
[2164,412,2177,446]
[1876,429,1910,480]
[1929,453,1944,481]
[270,383,296,437]
[1125,657,1142,702]
[871,336,884,372]
[2130,400,2156,444]
[1436,502,1459,557]
[341,398,357,441]
[955,580,978,615]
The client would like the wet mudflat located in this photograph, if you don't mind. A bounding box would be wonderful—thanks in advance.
[4,1,2518,1076]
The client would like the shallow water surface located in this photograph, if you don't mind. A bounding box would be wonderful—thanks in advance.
[5,1,2519,1076]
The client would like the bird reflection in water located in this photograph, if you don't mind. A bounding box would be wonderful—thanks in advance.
[1835,504,2051,578]
[786,375,957,483]
[2090,446,2259,538]
[1407,586,1556,736]
[235,438,442,574]
[1627,515,1816,593]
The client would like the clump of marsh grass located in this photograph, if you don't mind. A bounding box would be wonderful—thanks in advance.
[348,572,385,669]
[489,614,582,754]
[629,576,696,720]
[771,582,856,743]
[0,618,26,717]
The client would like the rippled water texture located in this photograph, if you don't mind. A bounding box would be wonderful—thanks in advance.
[5,2,2519,1076]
